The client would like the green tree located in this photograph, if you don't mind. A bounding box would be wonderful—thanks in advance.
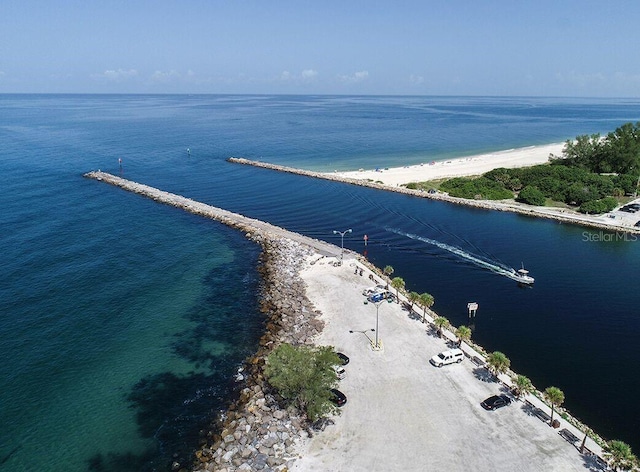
[558,133,603,169]
[408,291,421,311]
[264,343,341,422]
[455,325,471,347]
[604,440,637,472]
[543,386,565,427]
[419,292,435,323]
[383,265,394,289]
[487,351,511,377]
[615,173,639,195]
[434,316,450,338]
[512,374,534,400]
[579,427,592,455]
[391,277,405,303]
[517,185,546,206]
[579,197,618,214]
[440,176,513,200]
[604,122,640,174]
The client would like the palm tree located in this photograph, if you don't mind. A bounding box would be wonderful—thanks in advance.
[512,374,534,400]
[487,351,510,377]
[455,325,471,348]
[419,292,434,323]
[434,316,450,338]
[383,265,394,290]
[390,277,405,303]
[408,291,420,312]
[544,386,565,426]
[579,427,592,455]
[604,440,637,471]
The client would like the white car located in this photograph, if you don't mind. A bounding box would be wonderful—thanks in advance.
[333,365,346,379]
[429,348,464,367]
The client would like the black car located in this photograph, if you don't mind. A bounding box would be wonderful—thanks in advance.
[330,388,347,407]
[635,220,640,228]
[336,352,350,365]
[481,394,511,410]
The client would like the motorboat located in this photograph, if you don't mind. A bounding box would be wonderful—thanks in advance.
[508,264,535,285]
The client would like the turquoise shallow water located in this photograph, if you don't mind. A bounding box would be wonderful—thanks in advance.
[2,94,640,471]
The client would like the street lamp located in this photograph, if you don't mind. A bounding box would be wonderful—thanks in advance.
[373,299,384,349]
[333,228,352,264]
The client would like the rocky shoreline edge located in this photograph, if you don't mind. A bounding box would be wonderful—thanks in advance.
[83,171,337,472]
[227,157,640,235]
[188,236,324,472]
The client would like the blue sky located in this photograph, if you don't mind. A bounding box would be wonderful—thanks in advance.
[2,1,640,96]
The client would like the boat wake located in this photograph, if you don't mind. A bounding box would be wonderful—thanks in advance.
[387,228,524,282]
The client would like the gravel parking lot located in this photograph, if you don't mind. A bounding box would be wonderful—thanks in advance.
[291,257,603,472]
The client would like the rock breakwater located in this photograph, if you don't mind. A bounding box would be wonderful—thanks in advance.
[190,238,324,472]
[84,171,336,471]
[227,157,640,234]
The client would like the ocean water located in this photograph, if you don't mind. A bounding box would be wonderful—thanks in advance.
[2,95,640,471]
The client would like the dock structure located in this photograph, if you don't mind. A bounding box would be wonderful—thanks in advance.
[83,171,344,258]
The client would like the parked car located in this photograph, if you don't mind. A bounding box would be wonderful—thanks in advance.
[333,365,346,380]
[635,220,640,228]
[336,352,350,365]
[362,284,386,296]
[368,291,387,303]
[429,348,464,367]
[330,388,347,407]
[481,394,512,410]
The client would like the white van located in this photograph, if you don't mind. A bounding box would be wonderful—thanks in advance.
[362,284,386,297]
[429,348,464,367]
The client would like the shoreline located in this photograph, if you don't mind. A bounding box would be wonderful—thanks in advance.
[332,142,565,184]
[85,171,612,471]
[228,147,640,234]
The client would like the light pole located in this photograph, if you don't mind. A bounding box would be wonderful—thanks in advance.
[373,300,384,349]
[333,228,352,265]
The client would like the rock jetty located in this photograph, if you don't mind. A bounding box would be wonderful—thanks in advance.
[227,157,640,235]
[190,237,324,472]
[84,171,338,471]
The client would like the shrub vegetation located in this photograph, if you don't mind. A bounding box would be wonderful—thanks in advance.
[264,343,342,422]
[431,122,640,213]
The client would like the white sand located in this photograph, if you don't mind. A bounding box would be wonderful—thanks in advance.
[333,142,565,186]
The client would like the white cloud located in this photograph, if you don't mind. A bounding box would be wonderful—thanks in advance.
[301,69,318,80]
[150,69,181,83]
[91,69,138,82]
[338,70,369,83]
[409,74,424,85]
[279,69,318,82]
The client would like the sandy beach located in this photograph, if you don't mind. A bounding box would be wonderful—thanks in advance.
[333,142,565,186]
[290,254,605,472]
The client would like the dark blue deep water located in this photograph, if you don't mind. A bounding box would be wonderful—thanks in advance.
[2,95,640,471]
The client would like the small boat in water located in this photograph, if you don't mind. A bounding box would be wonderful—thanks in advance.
[508,264,535,285]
